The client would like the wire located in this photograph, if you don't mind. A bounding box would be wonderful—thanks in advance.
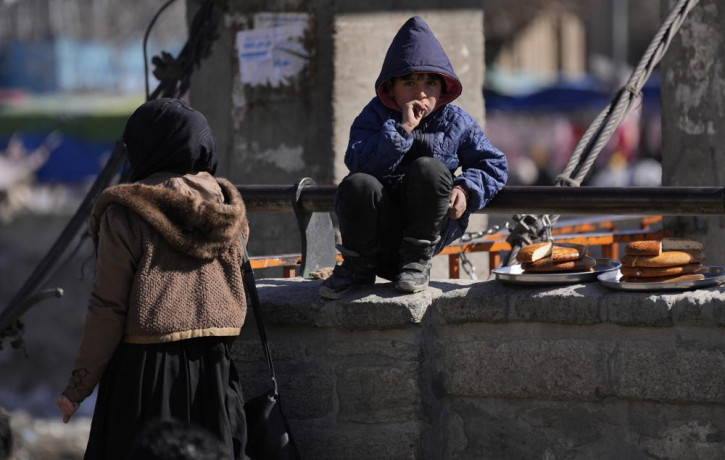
[143,0,178,101]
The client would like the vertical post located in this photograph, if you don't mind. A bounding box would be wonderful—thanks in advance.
[292,178,338,278]
[448,254,461,279]
[660,0,725,265]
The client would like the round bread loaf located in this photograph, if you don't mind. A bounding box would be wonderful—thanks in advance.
[522,255,596,272]
[516,241,553,263]
[620,263,702,278]
[620,273,706,283]
[625,240,661,256]
[620,251,705,268]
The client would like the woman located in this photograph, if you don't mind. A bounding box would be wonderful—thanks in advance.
[55,98,249,460]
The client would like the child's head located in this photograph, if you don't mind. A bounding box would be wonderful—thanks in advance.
[375,16,462,113]
[386,72,445,116]
[123,98,218,182]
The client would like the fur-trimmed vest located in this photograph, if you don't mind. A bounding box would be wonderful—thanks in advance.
[91,173,249,343]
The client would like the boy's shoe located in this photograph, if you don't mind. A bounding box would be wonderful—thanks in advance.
[395,261,431,293]
[394,236,438,293]
[319,258,376,300]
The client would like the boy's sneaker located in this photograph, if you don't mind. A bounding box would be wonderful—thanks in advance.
[394,236,438,293]
[319,259,376,299]
[395,261,431,293]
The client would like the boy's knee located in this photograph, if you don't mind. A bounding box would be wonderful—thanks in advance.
[337,173,384,207]
[407,157,451,185]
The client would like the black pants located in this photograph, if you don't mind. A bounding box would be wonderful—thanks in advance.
[335,157,452,279]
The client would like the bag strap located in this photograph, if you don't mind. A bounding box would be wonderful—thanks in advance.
[239,235,278,392]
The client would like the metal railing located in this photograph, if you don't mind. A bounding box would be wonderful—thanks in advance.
[239,181,725,277]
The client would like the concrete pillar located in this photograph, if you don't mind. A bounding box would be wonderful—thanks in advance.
[188,1,489,277]
[660,0,725,265]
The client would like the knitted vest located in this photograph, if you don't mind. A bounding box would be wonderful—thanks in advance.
[92,176,248,343]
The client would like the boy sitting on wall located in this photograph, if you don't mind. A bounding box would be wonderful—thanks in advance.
[320,16,508,299]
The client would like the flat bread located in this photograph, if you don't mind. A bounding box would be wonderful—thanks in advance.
[662,237,704,252]
[516,241,553,263]
[522,255,596,273]
[620,263,702,278]
[620,251,705,268]
[620,273,706,283]
[551,243,588,262]
[625,240,661,257]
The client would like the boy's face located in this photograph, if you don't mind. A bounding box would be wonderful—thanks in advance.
[390,73,442,116]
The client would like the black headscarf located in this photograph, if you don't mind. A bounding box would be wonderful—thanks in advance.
[123,98,218,181]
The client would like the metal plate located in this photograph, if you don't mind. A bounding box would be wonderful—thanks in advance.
[492,258,621,285]
[598,266,725,292]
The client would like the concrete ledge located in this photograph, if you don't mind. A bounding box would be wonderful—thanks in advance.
[236,278,725,459]
[255,278,725,328]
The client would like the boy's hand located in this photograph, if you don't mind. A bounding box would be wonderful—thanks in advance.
[400,100,429,132]
[55,394,79,423]
[448,186,468,219]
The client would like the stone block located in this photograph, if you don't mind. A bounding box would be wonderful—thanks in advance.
[612,343,725,402]
[291,420,421,460]
[507,284,602,324]
[256,278,432,329]
[670,289,725,326]
[438,398,725,459]
[327,337,421,362]
[337,363,422,423]
[440,399,638,460]
[238,360,334,420]
[604,291,674,327]
[438,338,607,399]
[431,280,509,324]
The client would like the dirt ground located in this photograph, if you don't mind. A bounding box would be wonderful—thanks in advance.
[6,410,90,460]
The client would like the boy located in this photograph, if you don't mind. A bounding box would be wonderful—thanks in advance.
[319,16,508,299]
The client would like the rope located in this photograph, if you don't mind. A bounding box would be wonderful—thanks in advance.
[500,0,700,266]
[555,0,700,195]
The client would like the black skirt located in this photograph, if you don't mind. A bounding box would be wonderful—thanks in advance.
[84,336,247,460]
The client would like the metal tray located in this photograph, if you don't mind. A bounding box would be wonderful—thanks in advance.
[492,258,621,286]
[598,266,725,292]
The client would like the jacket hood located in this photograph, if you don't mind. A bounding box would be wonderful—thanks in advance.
[375,16,463,112]
[91,173,246,260]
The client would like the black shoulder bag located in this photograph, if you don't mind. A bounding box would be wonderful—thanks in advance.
[239,238,301,460]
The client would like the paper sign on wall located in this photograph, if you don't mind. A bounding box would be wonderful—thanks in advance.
[236,13,309,87]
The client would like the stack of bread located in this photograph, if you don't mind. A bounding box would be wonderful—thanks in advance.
[516,241,596,273]
[620,237,706,283]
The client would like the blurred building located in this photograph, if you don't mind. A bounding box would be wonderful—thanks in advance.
[481,0,663,187]
[0,0,186,93]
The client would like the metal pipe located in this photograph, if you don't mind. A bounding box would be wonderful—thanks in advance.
[237,185,725,216]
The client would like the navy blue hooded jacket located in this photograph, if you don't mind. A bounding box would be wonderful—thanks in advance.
[344,16,508,245]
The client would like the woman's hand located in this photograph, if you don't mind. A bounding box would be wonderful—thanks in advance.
[55,395,79,423]
[448,186,468,219]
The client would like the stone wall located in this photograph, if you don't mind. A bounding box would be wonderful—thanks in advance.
[235,278,725,459]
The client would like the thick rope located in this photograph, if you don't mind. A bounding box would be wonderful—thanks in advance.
[501,0,700,266]
[555,0,700,195]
